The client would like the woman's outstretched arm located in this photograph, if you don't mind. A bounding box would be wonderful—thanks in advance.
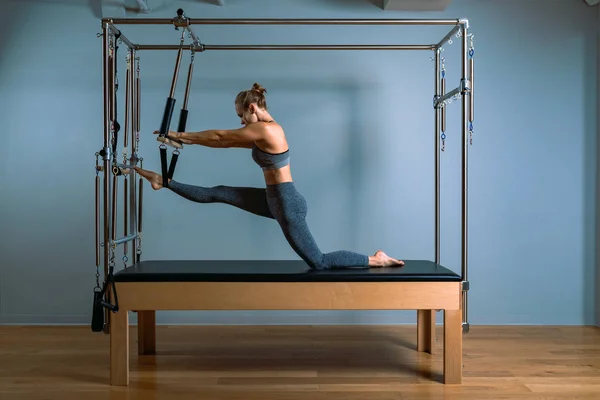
[154,123,266,148]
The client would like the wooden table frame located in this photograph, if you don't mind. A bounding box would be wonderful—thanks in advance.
[108,280,463,385]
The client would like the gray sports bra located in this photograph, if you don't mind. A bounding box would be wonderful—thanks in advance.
[252,145,290,170]
[251,120,290,171]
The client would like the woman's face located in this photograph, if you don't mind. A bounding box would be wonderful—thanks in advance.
[236,103,258,126]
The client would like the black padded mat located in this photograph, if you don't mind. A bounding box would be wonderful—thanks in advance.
[113,259,461,282]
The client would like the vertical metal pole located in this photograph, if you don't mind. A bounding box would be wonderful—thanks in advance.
[130,51,138,265]
[434,48,441,265]
[101,22,112,334]
[421,47,442,339]
[138,173,144,264]
[134,55,143,264]
[460,21,470,333]
[122,51,131,263]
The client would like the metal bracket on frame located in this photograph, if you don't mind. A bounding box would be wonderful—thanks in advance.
[462,322,470,333]
[462,280,470,333]
[99,146,112,161]
[460,78,471,94]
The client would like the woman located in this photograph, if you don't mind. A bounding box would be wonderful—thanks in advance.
[135,83,404,269]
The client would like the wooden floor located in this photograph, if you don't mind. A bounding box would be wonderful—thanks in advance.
[0,324,599,399]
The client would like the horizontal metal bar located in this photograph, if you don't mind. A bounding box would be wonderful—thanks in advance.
[134,44,435,51]
[107,23,136,49]
[112,234,138,246]
[114,162,136,169]
[103,17,461,26]
[208,44,434,51]
[434,85,462,108]
[436,24,462,49]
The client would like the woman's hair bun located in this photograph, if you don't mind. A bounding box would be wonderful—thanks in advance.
[235,82,268,109]
[252,82,267,95]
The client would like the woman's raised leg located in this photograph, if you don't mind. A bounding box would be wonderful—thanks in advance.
[135,167,274,219]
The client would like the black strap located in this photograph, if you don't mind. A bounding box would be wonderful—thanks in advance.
[160,145,169,187]
[98,265,119,312]
[91,287,104,332]
[167,150,179,180]
[91,265,119,332]
[159,145,180,187]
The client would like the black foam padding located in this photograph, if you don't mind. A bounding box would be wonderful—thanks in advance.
[177,109,189,133]
[159,97,176,136]
[113,259,461,283]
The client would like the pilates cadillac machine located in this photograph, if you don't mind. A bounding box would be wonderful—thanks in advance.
[93,10,475,386]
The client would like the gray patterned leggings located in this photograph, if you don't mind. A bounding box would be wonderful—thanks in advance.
[167,180,369,270]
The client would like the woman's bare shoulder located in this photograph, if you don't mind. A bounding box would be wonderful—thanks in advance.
[257,121,288,151]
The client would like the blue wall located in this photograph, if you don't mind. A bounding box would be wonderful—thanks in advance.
[0,0,597,326]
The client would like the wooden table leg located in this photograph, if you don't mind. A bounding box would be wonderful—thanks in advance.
[443,309,462,384]
[417,310,436,354]
[110,310,129,386]
[137,310,156,355]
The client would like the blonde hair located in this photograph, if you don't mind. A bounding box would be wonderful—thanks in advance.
[235,82,268,111]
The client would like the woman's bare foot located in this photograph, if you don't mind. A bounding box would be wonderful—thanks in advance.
[368,250,404,268]
[134,167,165,190]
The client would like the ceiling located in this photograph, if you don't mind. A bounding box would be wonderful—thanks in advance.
[111,0,598,16]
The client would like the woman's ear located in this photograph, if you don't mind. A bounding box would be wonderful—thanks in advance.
[248,103,257,114]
